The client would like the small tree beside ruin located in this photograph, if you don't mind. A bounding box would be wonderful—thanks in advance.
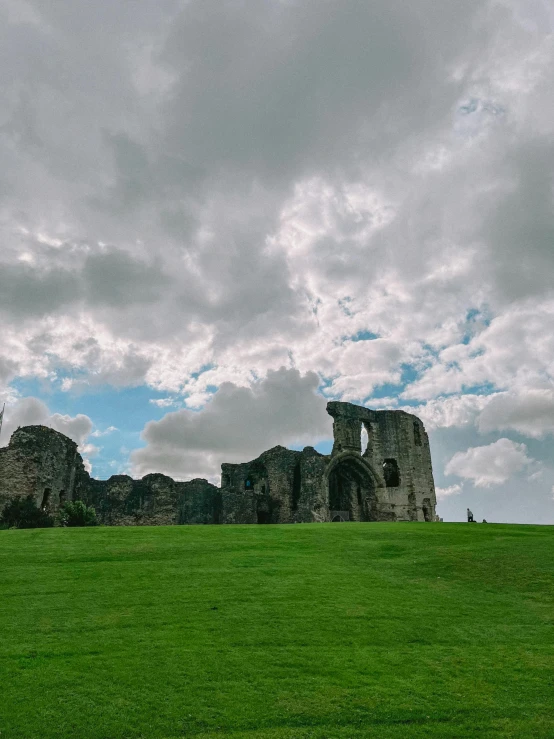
[58,500,98,527]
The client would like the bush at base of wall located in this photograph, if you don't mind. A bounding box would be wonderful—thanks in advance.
[58,501,98,528]
[0,496,54,529]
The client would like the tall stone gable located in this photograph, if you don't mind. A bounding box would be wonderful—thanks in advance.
[0,402,436,525]
[221,402,436,523]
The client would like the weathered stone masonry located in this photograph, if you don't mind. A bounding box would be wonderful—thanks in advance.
[0,401,437,525]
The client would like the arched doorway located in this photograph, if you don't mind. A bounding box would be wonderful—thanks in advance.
[328,457,376,522]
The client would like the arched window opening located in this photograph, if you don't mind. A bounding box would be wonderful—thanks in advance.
[361,425,369,455]
[292,462,301,511]
[41,488,51,510]
[413,421,422,446]
[383,459,400,487]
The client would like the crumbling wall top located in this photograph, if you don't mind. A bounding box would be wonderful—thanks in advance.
[8,425,79,451]
[326,401,421,422]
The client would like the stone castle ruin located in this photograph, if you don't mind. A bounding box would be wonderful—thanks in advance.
[0,401,437,525]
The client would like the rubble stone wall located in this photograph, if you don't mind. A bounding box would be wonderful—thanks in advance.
[0,401,436,525]
[0,426,87,512]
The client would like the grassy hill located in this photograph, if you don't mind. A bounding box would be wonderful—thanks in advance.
[0,523,553,739]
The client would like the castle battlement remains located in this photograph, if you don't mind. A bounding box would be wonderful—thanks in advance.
[0,401,437,525]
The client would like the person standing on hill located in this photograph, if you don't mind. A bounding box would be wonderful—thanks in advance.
[467,508,474,523]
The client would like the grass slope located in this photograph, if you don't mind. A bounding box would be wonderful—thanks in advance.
[0,523,553,739]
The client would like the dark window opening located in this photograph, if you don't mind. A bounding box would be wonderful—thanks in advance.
[261,484,266,496]
[292,462,301,511]
[422,497,432,522]
[413,421,422,446]
[41,488,51,510]
[244,478,253,490]
[257,510,270,524]
[356,484,362,505]
[383,459,400,487]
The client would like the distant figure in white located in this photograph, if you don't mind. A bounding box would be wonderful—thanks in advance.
[467,508,474,523]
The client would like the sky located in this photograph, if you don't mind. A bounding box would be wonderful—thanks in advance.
[1,0,554,524]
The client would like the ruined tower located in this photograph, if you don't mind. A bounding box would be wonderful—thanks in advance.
[219,401,436,523]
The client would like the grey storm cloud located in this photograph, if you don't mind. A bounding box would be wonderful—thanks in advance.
[0,247,171,318]
[131,368,332,479]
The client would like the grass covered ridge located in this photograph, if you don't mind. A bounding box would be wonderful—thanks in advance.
[1,522,553,738]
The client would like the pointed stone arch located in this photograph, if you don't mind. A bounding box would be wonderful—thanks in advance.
[325,451,386,490]
[325,452,386,522]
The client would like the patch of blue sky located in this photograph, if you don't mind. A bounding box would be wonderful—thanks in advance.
[461,307,492,345]
[189,363,215,381]
[10,378,176,479]
[338,296,354,317]
[317,374,340,398]
[421,343,441,360]
[290,439,334,456]
[460,381,498,396]
[364,364,421,403]
[345,330,380,342]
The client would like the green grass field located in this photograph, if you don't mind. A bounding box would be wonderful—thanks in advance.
[1,523,553,739]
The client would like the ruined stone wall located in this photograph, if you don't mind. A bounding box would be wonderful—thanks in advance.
[295,447,329,523]
[0,401,436,526]
[81,474,220,526]
[326,402,436,522]
[0,426,219,526]
[221,445,331,524]
[366,411,435,521]
[0,426,87,512]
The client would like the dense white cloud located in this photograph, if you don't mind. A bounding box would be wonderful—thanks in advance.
[406,395,493,430]
[435,484,463,501]
[445,438,534,487]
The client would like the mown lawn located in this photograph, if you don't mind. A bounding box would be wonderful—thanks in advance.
[0,523,553,738]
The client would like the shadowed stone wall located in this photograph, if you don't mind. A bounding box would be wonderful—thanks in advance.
[0,402,436,525]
